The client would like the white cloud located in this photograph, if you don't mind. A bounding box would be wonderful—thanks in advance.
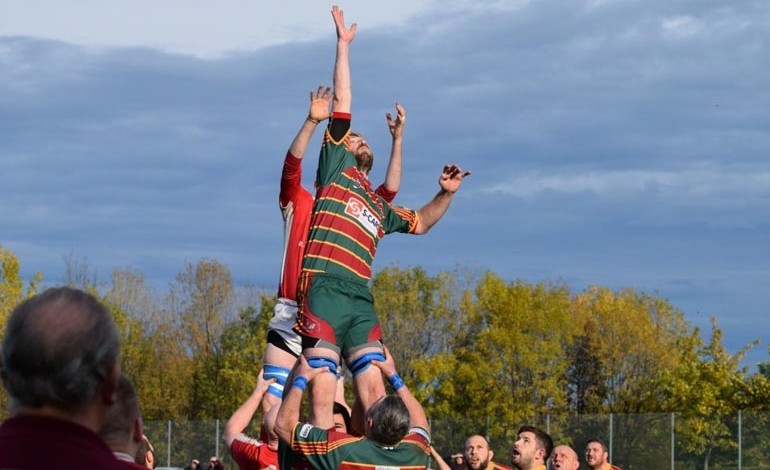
[0,0,437,58]
[485,166,770,201]
[661,15,704,39]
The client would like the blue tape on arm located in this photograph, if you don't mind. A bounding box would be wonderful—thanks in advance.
[388,373,405,391]
[348,352,385,376]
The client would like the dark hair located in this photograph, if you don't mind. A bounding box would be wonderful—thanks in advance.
[0,287,120,410]
[586,438,608,453]
[518,425,553,462]
[366,395,410,446]
[100,374,140,446]
[333,401,352,433]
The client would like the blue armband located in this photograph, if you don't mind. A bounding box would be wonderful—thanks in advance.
[388,373,405,391]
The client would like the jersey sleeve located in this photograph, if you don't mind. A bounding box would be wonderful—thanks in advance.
[374,184,397,204]
[382,203,419,235]
[229,434,270,469]
[280,152,303,208]
[316,112,356,188]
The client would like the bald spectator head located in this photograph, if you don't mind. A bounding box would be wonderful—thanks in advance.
[550,445,580,470]
[0,286,120,429]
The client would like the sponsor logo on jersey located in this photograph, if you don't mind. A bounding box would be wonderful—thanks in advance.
[300,424,313,438]
[344,196,381,236]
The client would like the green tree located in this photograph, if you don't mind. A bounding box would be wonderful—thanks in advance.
[425,273,573,441]
[0,245,42,418]
[664,318,758,468]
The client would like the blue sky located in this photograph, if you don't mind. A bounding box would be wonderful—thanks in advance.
[2,0,769,368]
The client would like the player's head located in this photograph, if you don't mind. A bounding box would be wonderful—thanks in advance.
[511,425,553,468]
[464,435,493,470]
[349,131,373,175]
[365,395,410,446]
[550,445,580,470]
[333,401,351,433]
[585,439,609,467]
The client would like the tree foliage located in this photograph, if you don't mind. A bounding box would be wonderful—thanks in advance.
[1,244,769,465]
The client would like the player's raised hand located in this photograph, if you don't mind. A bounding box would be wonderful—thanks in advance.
[386,103,406,140]
[438,164,471,194]
[332,5,357,44]
[308,85,332,123]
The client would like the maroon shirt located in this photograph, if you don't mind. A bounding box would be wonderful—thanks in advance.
[0,414,137,470]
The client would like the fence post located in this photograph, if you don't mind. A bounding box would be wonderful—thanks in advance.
[215,419,220,459]
[670,413,675,470]
[167,420,172,467]
[546,414,550,435]
[738,410,742,470]
[608,413,613,463]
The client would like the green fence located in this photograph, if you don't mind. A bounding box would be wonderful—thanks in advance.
[144,411,770,469]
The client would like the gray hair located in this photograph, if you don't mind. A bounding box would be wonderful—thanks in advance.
[100,374,140,446]
[366,395,410,446]
[0,286,120,411]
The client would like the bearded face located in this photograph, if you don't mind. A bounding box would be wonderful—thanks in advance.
[349,133,373,174]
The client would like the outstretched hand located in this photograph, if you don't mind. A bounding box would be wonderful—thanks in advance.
[332,5,357,44]
[386,103,406,140]
[309,85,332,123]
[438,164,470,194]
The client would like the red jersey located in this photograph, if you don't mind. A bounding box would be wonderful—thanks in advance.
[278,152,315,301]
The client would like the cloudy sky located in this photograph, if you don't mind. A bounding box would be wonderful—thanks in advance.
[2,0,769,368]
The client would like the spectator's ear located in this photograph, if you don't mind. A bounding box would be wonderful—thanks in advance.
[489,450,494,461]
[133,417,143,442]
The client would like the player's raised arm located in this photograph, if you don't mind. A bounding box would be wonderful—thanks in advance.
[413,164,471,235]
[331,5,356,114]
[381,103,406,193]
[223,371,275,447]
[287,85,332,161]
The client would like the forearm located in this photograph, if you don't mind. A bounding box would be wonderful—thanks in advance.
[414,190,454,235]
[223,389,263,445]
[395,382,429,431]
[430,447,451,470]
[288,117,322,160]
[382,137,402,193]
[275,384,303,445]
[333,41,351,113]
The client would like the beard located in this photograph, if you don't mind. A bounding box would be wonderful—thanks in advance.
[354,148,373,174]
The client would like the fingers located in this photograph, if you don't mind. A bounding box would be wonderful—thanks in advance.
[311,85,332,100]
[442,164,470,179]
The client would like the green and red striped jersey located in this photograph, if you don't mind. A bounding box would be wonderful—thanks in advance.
[302,114,418,281]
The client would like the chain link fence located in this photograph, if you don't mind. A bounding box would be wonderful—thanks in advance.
[145,411,770,469]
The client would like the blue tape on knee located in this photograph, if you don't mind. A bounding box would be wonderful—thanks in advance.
[267,382,285,398]
[307,356,339,376]
[348,352,385,376]
[263,365,290,386]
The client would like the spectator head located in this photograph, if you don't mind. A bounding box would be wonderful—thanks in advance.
[365,395,410,446]
[100,374,143,454]
[0,287,120,421]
